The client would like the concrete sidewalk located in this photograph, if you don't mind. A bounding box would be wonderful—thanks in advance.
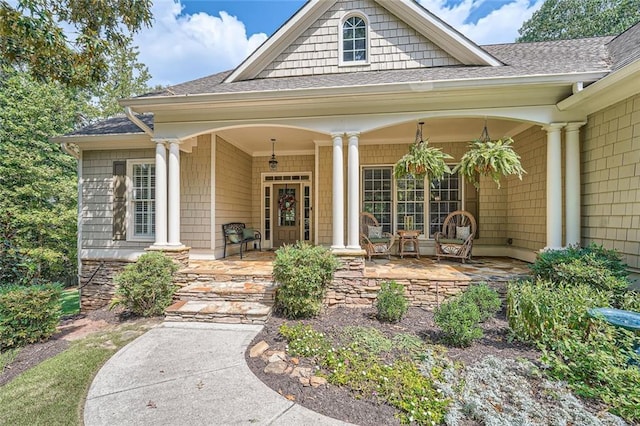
[84,322,350,425]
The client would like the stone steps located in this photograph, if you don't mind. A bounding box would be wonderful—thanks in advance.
[165,300,272,325]
[168,269,277,324]
[175,281,276,304]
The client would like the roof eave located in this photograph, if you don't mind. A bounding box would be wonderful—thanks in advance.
[122,71,608,110]
[557,60,640,112]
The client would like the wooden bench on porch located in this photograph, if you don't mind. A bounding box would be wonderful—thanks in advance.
[222,223,262,259]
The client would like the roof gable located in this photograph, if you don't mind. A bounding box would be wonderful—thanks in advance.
[224,0,501,83]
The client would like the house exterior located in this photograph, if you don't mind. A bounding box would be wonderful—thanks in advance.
[53,0,640,310]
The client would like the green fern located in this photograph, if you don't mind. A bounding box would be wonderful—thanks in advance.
[453,137,526,188]
[394,140,453,181]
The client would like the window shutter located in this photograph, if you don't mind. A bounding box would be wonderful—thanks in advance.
[113,161,127,240]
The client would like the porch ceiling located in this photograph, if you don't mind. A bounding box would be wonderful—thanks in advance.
[216,117,533,156]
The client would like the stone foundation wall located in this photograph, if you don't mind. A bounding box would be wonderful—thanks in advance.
[80,247,191,312]
[326,278,472,309]
[80,259,132,311]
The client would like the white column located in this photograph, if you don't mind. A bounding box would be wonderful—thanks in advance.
[331,133,345,249]
[153,140,168,247]
[543,123,565,249]
[565,122,585,247]
[168,139,183,247]
[347,132,360,249]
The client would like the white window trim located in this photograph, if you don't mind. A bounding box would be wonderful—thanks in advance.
[338,11,370,67]
[126,159,155,242]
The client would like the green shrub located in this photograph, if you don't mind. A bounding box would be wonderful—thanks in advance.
[375,280,409,322]
[459,283,501,321]
[0,283,62,349]
[506,279,609,347]
[434,297,482,347]
[110,252,178,317]
[531,243,628,281]
[507,279,640,422]
[273,242,340,319]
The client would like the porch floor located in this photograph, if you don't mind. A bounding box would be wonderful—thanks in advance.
[184,252,531,282]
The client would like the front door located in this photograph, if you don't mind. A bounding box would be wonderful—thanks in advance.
[273,184,300,247]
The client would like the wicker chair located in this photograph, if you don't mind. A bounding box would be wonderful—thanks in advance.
[434,210,477,263]
[360,212,395,261]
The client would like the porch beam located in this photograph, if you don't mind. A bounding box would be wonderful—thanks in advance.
[347,132,360,249]
[151,139,168,247]
[565,122,586,247]
[331,133,345,249]
[542,123,566,250]
[168,139,184,247]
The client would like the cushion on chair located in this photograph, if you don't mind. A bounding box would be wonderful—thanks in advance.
[369,237,390,244]
[373,244,389,253]
[225,229,241,243]
[456,226,471,240]
[439,238,465,245]
[368,226,383,239]
[242,228,256,240]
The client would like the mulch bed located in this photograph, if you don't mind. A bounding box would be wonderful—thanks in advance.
[246,306,541,426]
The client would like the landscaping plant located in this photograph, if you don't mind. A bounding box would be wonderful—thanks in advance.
[273,242,340,319]
[459,283,501,321]
[507,278,640,422]
[110,251,178,317]
[375,280,409,322]
[0,283,62,350]
[434,297,482,347]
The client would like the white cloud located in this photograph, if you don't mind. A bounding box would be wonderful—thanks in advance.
[135,0,544,86]
[418,0,544,45]
[134,0,267,86]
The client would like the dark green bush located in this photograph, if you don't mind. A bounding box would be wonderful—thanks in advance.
[110,252,178,317]
[459,283,501,321]
[531,243,628,281]
[273,242,340,319]
[0,283,62,349]
[434,297,482,347]
[375,280,409,322]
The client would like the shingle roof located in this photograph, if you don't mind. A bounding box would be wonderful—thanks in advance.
[140,36,613,98]
[65,113,154,136]
[607,21,640,71]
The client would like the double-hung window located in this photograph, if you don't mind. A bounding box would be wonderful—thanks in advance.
[128,160,155,240]
[362,167,463,238]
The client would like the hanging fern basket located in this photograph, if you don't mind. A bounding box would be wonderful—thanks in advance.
[394,122,452,181]
[453,136,526,189]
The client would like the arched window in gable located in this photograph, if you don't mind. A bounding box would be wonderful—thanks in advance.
[341,15,368,63]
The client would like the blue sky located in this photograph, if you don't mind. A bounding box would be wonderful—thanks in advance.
[134,0,544,86]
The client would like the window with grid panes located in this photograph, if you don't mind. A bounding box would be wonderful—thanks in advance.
[342,16,367,62]
[428,172,462,237]
[396,175,425,232]
[131,162,155,238]
[362,167,392,233]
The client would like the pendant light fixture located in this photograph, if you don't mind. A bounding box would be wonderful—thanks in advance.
[268,138,278,170]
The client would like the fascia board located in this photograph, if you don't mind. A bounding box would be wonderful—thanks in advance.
[123,71,608,111]
[51,134,153,150]
[557,60,640,112]
[378,0,502,66]
[224,0,336,83]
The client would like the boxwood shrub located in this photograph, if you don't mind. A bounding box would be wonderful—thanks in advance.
[0,283,62,349]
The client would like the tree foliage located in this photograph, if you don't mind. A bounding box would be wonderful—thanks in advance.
[0,68,81,285]
[518,0,640,42]
[0,0,152,88]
